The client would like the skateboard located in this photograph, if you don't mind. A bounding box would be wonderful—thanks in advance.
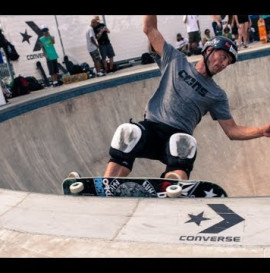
[62,176,227,198]
[258,17,267,44]
[61,72,88,84]
[36,61,50,87]
[57,63,69,75]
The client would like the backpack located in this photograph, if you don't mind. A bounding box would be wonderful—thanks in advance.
[11,76,30,97]
[80,62,91,73]
[6,41,20,61]
[25,76,44,91]
[63,55,83,75]
[141,52,155,65]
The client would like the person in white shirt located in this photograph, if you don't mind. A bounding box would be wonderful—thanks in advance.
[183,15,201,55]
[175,33,190,56]
[86,25,104,77]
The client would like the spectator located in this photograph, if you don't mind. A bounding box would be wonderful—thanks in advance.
[202,28,213,46]
[249,15,260,41]
[183,15,201,55]
[223,26,233,41]
[39,25,60,87]
[235,15,251,48]
[86,23,104,77]
[175,33,190,56]
[91,18,116,73]
[94,15,101,23]
[227,15,238,42]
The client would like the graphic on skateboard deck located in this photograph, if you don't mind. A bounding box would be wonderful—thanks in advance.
[62,177,227,198]
[61,72,88,84]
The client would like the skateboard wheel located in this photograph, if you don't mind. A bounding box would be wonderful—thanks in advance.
[166,185,182,198]
[70,182,84,194]
[68,171,81,178]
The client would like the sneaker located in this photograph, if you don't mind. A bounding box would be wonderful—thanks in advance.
[53,81,63,87]
[96,72,105,77]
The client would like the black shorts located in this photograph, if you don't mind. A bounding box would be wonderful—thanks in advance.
[99,43,115,59]
[188,31,201,43]
[109,119,197,178]
[47,59,59,75]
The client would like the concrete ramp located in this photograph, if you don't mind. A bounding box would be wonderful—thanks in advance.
[0,52,270,196]
[1,43,270,257]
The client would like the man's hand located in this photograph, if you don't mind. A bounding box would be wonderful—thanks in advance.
[262,123,270,137]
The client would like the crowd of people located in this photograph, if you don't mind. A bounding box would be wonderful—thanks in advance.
[1,15,270,97]
[0,15,118,101]
[38,15,116,88]
[175,15,270,56]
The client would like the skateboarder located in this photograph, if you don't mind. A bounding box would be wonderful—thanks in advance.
[103,15,270,181]
[39,24,60,87]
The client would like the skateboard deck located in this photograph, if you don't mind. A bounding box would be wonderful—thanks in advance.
[61,72,88,84]
[36,61,50,87]
[62,177,227,198]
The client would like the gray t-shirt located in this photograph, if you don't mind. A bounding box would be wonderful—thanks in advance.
[145,42,232,135]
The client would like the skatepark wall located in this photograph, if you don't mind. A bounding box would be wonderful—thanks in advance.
[0,15,214,81]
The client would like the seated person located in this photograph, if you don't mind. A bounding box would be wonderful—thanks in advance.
[175,33,190,56]
[223,26,233,41]
[202,28,213,46]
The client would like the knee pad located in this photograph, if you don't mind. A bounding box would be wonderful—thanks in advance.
[109,123,144,170]
[111,123,142,153]
[169,133,197,159]
[165,133,197,175]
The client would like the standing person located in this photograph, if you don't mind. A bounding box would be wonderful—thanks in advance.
[39,25,60,87]
[103,15,270,180]
[227,15,239,42]
[183,15,201,55]
[235,15,252,48]
[91,18,115,73]
[86,24,105,77]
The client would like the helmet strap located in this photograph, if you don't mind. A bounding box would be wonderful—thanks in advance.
[203,48,215,77]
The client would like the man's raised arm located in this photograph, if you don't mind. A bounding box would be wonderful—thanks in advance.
[143,15,165,56]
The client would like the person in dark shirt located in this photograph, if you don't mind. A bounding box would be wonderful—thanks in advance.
[91,18,115,73]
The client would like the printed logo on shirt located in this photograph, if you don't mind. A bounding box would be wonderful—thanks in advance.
[178,69,208,96]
